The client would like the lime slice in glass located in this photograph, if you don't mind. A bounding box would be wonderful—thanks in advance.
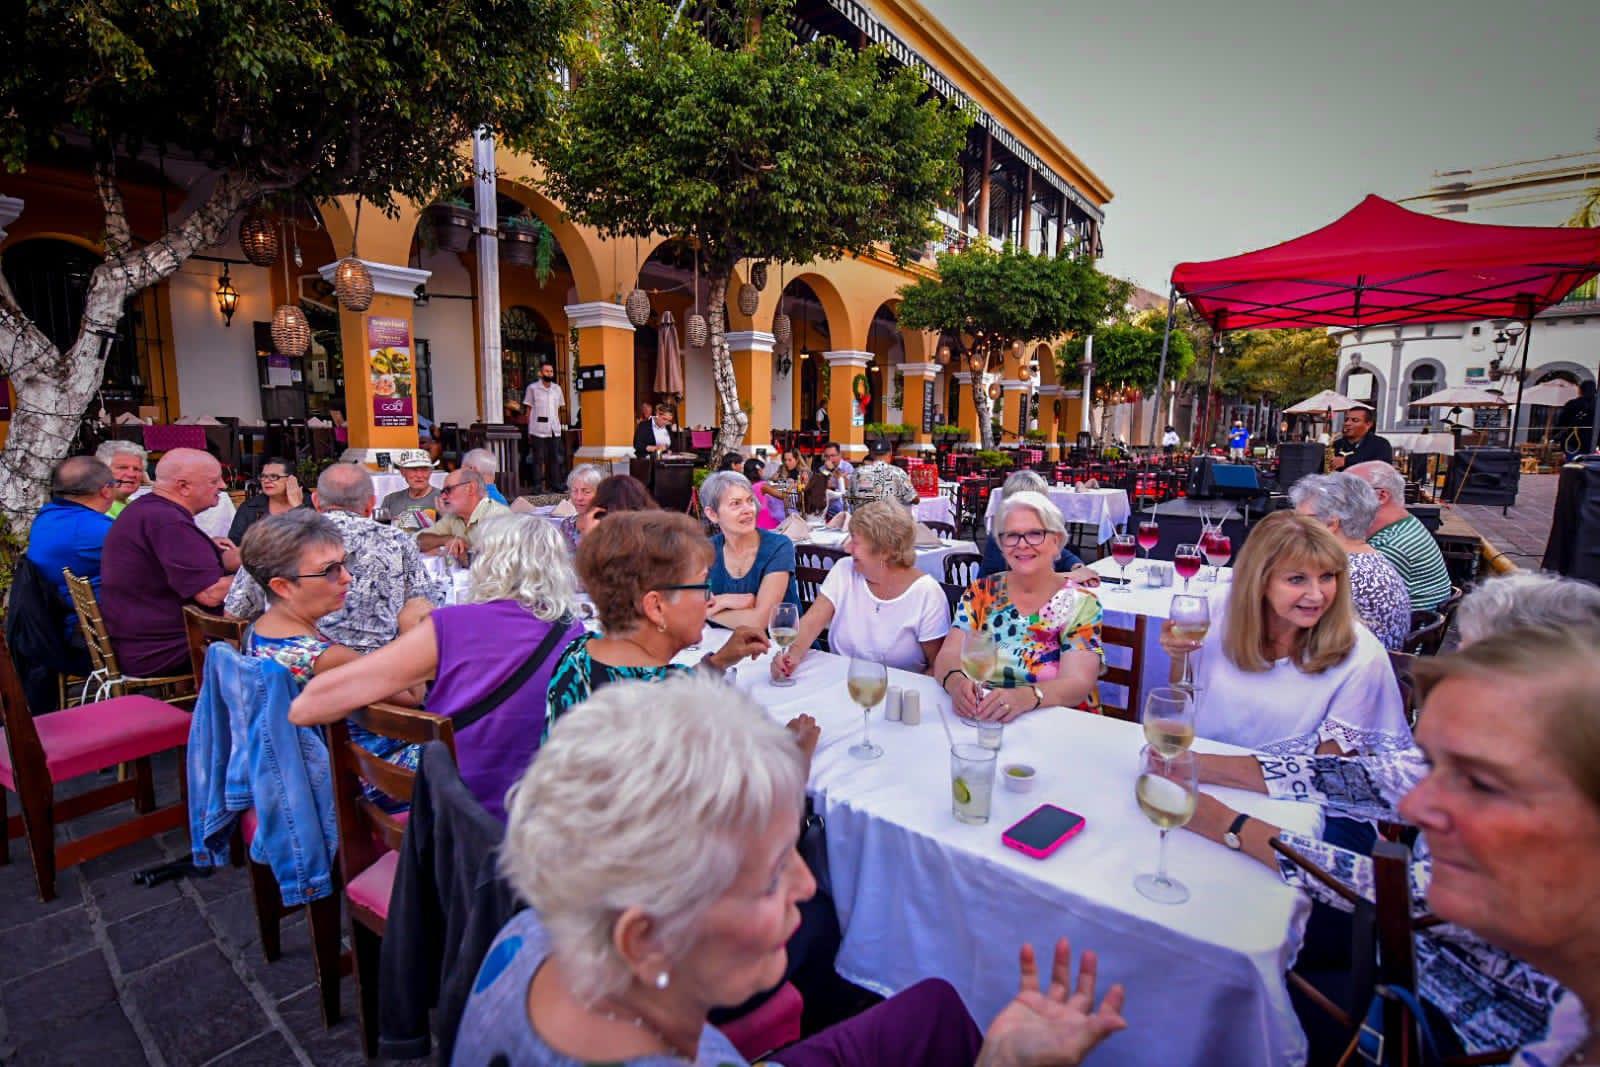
[952,777,972,805]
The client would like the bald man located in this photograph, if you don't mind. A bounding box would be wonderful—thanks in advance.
[100,447,236,677]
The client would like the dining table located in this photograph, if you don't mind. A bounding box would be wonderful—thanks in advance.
[913,494,956,529]
[684,627,1320,1066]
[985,485,1131,544]
[1090,556,1232,713]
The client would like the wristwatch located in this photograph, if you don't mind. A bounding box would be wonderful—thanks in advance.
[1223,812,1251,851]
[1029,685,1045,709]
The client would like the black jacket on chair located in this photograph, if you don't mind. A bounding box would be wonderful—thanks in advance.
[4,556,90,712]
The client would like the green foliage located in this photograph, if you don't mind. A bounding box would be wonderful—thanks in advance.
[975,449,1013,470]
[503,214,557,286]
[1061,322,1194,393]
[1219,330,1339,404]
[896,244,1120,351]
[1023,428,1047,441]
[540,0,971,273]
[932,423,963,436]
[0,0,584,206]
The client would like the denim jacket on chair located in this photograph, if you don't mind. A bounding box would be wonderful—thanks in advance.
[187,642,339,905]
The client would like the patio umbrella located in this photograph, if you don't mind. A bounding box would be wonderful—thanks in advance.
[1406,386,1508,409]
[1515,380,1580,407]
[654,310,685,398]
[1284,389,1367,414]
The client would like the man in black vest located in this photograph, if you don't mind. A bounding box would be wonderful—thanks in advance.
[1330,405,1392,470]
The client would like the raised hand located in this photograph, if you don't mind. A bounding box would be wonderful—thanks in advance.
[977,939,1127,1067]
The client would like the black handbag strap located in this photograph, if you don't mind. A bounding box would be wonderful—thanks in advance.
[451,619,572,732]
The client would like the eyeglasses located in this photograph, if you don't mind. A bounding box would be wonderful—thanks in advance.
[997,529,1050,548]
[657,582,713,602]
[259,473,286,483]
[292,559,348,582]
[438,482,471,497]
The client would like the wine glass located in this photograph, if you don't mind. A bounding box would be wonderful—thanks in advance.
[1203,531,1232,583]
[768,602,801,687]
[1141,686,1196,758]
[1173,543,1202,591]
[847,658,887,760]
[1134,746,1198,905]
[958,630,999,727]
[1137,517,1160,566]
[373,506,391,525]
[1109,534,1137,592]
[1168,593,1210,692]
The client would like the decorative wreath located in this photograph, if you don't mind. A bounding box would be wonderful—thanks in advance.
[852,373,871,413]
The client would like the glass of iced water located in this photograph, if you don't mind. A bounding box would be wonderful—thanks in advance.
[950,742,998,825]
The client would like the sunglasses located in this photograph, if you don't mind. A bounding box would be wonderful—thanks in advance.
[292,559,349,582]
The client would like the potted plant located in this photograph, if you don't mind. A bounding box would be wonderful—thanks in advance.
[863,421,890,447]
[1023,428,1047,444]
[422,196,474,253]
[932,423,964,445]
[975,449,1013,472]
[500,213,556,285]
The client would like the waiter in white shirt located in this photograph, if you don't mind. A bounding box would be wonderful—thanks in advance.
[523,362,565,494]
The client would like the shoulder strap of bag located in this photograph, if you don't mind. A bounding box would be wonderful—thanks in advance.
[451,620,573,733]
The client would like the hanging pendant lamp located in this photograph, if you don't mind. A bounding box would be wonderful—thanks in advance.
[239,205,279,267]
[685,244,708,346]
[332,199,375,312]
[269,219,311,357]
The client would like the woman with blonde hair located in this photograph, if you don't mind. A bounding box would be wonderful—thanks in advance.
[1159,510,1407,754]
[771,501,950,679]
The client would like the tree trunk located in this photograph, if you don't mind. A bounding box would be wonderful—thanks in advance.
[0,166,258,539]
[972,358,994,449]
[706,271,749,460]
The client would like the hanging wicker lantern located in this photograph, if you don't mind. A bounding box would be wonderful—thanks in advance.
[685,313,708,347]
[737,283,760,316]
[772,312,792,350]
[987,381,1003,401]
[625,287,652,326]
[750,261,769,291]
[967,352,985,374]
[937,345,951,366]
[238,207,279,267]
[332,257,374,312]
[270,304,311,358]
[1019,363,1034,382]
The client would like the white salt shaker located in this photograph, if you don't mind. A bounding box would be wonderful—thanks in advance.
[901,690,921,725]
[884,687,903,722]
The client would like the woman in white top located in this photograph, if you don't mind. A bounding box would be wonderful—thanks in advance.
[1160,510,1409,755]
[770,501,950,677]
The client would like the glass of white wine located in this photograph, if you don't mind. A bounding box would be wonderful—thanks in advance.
[958,630,999,727]
[1134,746,1198,905]
[768,602,801,687]
[1141,686,1195,758]
[1168,594,1210,693]
[847,658,887,760]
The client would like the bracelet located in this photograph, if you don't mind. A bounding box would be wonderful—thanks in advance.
[941,669,963,692]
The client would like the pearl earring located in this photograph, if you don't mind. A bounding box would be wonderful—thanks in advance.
[654,971,670,990]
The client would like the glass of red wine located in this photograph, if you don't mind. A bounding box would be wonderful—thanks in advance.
[1174,543,1202,591]
[1137,518,1161,568]
[1203,531,1232,583]
[1109,533,1137,592]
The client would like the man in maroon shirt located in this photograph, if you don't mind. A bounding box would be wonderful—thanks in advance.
[100,448,238,677]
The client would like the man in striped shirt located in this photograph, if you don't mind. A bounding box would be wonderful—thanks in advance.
[1349,461,1453,611]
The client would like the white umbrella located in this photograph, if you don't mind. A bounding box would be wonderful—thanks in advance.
[1284,389,1367,414]
[1407,386,1508,409]
[1516,380,1580,407]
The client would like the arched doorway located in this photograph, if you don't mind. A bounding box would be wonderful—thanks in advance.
[630,239,698,420]
[502,306,558,425]
[0,238,175,422]
[864,304,903,426]
[781,280,833,434]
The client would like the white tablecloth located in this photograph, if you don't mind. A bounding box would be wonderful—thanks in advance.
[1386,432,1456,456]
[986,487,1131,544]
[371,470,447,502]
[717,641,1317,1066]
[914,495,956,529]
[1091,557,1233,714]
[421,553,472,605]
[800,527,977,583]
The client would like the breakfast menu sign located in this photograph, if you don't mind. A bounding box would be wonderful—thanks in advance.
[367,316,414,427]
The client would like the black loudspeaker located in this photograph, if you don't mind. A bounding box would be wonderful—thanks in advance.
[1444,447,1520,507]
[1542,458,1600,583]
[1187,457,1216,498]
[1275,442,1325,492]
[1188,458,1262,500]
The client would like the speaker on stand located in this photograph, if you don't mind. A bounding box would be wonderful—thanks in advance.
[1444,447,1520,508]
[1275,442,1326,493]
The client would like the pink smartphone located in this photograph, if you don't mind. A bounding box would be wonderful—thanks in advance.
[1001,804,1087,859]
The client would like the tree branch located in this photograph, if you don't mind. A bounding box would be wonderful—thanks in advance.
[95,158,132,257]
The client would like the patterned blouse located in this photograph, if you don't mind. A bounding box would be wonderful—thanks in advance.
[1347,549,1412,651]
[952,575,1104,712]
[1256,749,1564,1052]
[545,632,692,732]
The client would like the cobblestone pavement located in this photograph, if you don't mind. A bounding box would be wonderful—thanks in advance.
[1450,472,1558,571]
[0,752,425,1067]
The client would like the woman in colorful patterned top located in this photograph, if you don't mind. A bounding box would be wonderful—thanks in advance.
[1178,623,1600,1060]
[546,511,772,725]
[934,491,1104,720]
[239,512,425,803]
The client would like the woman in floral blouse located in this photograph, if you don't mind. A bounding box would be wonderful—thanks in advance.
[934,491,1103,719]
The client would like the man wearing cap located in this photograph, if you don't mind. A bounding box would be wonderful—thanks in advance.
[523,361,565,494]
[1227,420,1250,461]
[850,439,918,507]
[418,468,510,562]
[382,449,441,529]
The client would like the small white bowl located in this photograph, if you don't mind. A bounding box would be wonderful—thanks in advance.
[1002,763,1036,793]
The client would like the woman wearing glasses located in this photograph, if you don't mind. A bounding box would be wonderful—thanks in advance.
[933,492,1105,721]
[239,512,425,804]
[228,457,310,543]
[546,511,777,726]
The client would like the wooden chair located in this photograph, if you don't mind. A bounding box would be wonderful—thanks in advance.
[1066,521,1103,563]
[1097,615,1147,722]
[955,479,993,539]
[921,519,956,538]
[793,544,847,617]
[943,551,982,588]
[1403,611,1447,657]
[1388,649,1420,725]
[329,703,456,1057]
[182,608,345,1028]
[0,630,192,901]
[63,569,193,701]
[940,582,967,617]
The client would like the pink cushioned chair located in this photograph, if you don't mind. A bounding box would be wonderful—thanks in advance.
[0,630,192,901]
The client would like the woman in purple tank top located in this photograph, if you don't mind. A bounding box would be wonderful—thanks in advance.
[289,513,583,820]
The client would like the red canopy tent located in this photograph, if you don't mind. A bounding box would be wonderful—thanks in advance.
[1151,194,1600,443]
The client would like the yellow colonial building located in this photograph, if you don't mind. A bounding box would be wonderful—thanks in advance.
[0,0,1110,464]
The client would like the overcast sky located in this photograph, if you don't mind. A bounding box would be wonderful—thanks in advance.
[917,0,1600,293]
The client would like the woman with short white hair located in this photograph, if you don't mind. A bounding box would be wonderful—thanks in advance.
[455,672,1128,1067]
[461,447,508,505]
[559,464,606,549]
[700,470,799,629]
[290,513,584,820]
[1454,570,1600,644]
[933,491,1104,720]
[1289,472,1411,650]
[94,439,149,517]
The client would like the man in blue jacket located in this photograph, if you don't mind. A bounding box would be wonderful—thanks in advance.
[25,455,117,606]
